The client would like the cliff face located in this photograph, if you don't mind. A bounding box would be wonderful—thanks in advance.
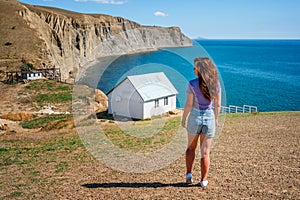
[18,3,192,83]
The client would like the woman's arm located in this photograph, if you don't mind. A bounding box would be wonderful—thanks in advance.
[213,91,221,127]
[181,93,194,128]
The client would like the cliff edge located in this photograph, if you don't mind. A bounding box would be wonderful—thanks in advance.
[0,0,192,83]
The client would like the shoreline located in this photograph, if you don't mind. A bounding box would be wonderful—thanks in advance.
[77,44,193,82]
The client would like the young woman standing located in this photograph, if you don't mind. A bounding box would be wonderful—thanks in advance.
[181,57,221,187]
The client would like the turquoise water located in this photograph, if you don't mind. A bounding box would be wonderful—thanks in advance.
[91,40,300,112]
[198,40,300,112]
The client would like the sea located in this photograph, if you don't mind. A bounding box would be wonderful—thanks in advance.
[81,39,300,112]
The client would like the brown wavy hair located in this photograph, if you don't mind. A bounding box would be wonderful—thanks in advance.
[194,57,219,101]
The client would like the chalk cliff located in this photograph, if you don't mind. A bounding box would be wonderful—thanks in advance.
[17,3,192,83]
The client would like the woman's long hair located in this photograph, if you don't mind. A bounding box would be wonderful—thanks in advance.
[194,57,219,101]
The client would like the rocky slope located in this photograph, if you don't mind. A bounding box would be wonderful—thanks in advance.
[1,0,192,83]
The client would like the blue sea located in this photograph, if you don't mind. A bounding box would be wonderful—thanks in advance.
[82,40,300,112]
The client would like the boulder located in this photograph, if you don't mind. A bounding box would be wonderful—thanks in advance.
[94,89,108,112]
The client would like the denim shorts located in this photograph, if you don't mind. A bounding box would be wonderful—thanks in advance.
[187,108,215,137]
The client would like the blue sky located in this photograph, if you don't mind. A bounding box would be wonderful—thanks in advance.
[18,0,300,39]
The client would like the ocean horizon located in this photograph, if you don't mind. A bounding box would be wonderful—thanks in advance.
[80,39,300,112]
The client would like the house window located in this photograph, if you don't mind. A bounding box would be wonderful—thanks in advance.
[164,97,168,105]
[154,99,159,108]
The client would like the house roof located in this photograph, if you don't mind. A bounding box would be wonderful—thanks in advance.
[21,71,42,73]
[109,72,178,102]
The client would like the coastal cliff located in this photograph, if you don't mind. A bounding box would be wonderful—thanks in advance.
[6,1,191,83]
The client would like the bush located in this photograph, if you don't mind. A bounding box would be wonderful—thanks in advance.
[56,86,70,91]
[36,93,72,103]
[21,63,34,71]
[20,114,69,129]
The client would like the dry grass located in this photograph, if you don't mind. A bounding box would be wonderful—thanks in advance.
[100,117,181,153]
[0,79,73,115]
[0,112,33,121]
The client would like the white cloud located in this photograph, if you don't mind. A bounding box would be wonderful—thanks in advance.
[154,11,168,17]
[74,0,127,4]
[94,0,127,5]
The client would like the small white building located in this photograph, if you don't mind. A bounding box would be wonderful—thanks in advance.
[22,71,43,80]
[107,72,178,119]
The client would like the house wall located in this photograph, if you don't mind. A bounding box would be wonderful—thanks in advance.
[143,95,176,119]
[169,95,177,110]
[22,72,43,80]
[108,79,143,119]
[129,91,144,119]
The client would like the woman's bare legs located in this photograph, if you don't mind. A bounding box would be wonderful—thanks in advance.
[200,134,213,181]
[186,133,200,174]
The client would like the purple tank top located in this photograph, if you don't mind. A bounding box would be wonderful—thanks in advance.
[186,78,220,110]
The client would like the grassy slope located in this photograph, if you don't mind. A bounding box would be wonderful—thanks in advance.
[0,0,45,73]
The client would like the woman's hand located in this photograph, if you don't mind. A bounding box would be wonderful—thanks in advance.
[182,93,193,129]
[181,118,186,128]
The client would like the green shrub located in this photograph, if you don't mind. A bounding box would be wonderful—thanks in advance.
[56,86,70,91]
[20,114,68,129]
[21,63,34,71]
[36,93,72,103]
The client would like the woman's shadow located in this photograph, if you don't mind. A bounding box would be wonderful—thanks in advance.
[82,182,198,188]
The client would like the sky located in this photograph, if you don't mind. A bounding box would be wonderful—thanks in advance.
[18,0,300,39]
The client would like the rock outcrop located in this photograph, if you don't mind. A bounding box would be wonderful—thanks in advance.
[18,3,192,83]
[0,111,33,121]
[94,89,108,112]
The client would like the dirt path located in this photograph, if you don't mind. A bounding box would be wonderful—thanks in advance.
[1,112,299,199]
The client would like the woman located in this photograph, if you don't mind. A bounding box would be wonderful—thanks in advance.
[181,57,221,187]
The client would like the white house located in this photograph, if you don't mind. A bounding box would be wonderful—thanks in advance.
[107,72,178,119]
[22,71,43,80]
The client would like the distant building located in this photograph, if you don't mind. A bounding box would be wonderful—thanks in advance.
[107,72,178,119]
[21,71,43,80]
